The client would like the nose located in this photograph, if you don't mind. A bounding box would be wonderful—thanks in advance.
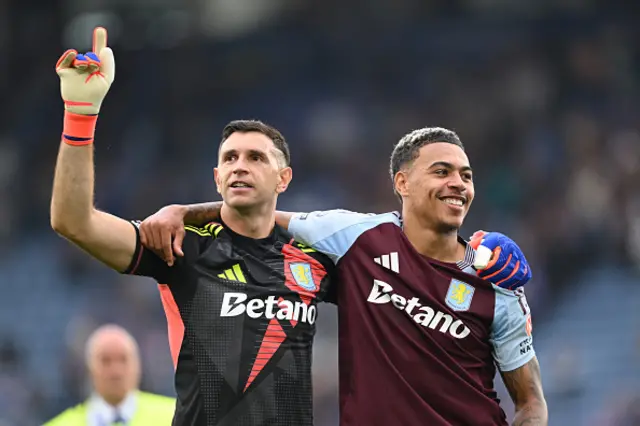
[231,157,249,174]
[447,173,466,191]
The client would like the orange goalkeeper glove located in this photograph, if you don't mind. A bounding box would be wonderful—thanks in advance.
[55,27,115,144]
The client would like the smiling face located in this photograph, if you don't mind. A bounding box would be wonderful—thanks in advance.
[214,131,292,211]
[394,142,474,233]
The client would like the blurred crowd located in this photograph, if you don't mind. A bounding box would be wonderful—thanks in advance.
[1,0,639,425]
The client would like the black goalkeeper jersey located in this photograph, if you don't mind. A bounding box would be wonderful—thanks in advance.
[124,220,337,426]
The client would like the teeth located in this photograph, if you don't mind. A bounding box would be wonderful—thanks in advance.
[442,198,463,206]
[232,183,250,188]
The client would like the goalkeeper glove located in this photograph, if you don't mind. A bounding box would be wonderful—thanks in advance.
[470,231,532,290]
[55,27,115,144]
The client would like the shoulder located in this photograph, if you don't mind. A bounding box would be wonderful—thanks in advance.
[493,285,529,308]
[43,403,86,425]
[293,209,400,227]
[288,239,334,268]
[179,222,226,256]
[276,227,328,260]
[184,221,222,238]
[491,286,531,338]
[138,390,175,406]
[137,391,176,417]
[289,209,401,244]
[134,392,176,425]
[287,210,401,263]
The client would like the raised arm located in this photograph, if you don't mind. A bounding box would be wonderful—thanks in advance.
[501,357,548,425]
[51,139,137,271]
[138,202,296,265]
[50,28,136,273]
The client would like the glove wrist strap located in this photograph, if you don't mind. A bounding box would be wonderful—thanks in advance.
[62,111,98,146]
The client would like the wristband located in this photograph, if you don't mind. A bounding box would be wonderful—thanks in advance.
[62,111,98,145]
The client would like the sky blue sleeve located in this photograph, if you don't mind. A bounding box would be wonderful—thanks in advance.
[490,286,536,372]
[288,209,401,264]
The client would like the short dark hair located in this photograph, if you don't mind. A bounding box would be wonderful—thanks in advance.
[389,127,465,199]
[220,120,291,167]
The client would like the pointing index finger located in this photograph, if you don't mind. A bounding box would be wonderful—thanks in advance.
[92,27,108,54]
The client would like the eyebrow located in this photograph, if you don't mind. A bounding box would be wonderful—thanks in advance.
[428,161,473,173]
[220,148,268,158]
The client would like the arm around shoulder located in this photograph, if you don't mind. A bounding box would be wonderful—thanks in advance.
[287,209,398,260]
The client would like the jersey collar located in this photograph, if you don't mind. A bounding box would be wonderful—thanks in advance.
[87,390,138,425]
[395,211,477,272]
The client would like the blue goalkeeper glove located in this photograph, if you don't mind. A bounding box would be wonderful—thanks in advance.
[470,231,532,290]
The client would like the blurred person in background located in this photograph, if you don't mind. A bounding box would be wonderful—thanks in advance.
[44,324,175,426]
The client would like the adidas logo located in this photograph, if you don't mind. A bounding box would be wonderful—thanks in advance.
[374,252,399,273]
[218,264,247,283]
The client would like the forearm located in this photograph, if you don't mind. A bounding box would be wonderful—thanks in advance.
[512,400,548,426]
[50,128,137,272]
[50,142,96,237]
[501,357,548,426]
[182,202,223,225]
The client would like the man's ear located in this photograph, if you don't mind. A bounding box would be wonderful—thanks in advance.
[394,170,410,198]
[213,168,221,194]
[276,167,293,194]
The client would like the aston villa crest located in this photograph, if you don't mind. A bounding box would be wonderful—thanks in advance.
[289,262,316,291]
[445,279,475,312]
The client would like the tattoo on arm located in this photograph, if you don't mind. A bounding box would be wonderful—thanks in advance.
[184,202,223,225]
[501,357,548,426]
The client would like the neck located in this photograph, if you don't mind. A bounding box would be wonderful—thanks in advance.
[220,201,276,239]
[401,211,465,263]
